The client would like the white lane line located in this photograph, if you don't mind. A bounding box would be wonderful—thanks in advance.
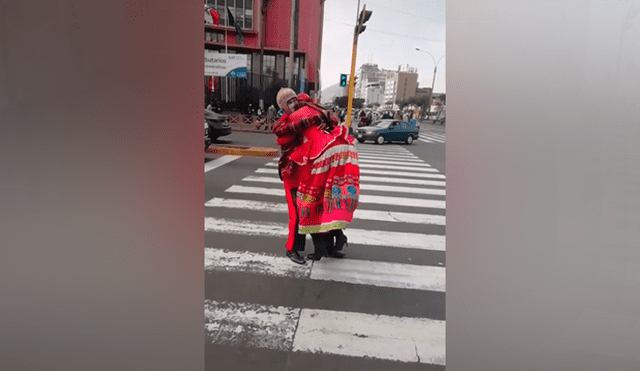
[241,176,445,196]
[355,149,419,156]
[420,135,444,143]
[267,159,433,168]
[255,167,444,180]
[360,174,446,184]
[205,300,299,351]
[205,197,447,225]
[356,151,414,157]
[354,145,410,151]
[358,153,422,161]
[293,308,446,365]
[205,248,311,278]
[205,155,241,172]
[225,185,446,209]
[428,135,446,141]
[424,131,445,139]
[205,300,445,365]
[205,217,446,251]
[359,168,443,178]
[204,248,445,292]
[264,162,439,173]
[418,138,434,144]
[421,137,445,143]
[310,257,445,292]
[357,158,432,167]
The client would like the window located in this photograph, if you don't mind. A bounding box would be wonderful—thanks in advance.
[263,55,275,75]
[285,56,303,80]
[207,0,253,30]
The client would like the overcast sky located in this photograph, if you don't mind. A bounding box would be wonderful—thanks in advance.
[319,0,445,94]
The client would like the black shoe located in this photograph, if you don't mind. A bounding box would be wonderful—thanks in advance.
[334,233,348,252]
[286,250,306,265]
[328,251,345,258]
[306,253,324,261]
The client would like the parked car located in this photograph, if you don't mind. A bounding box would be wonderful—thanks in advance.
[354,119,419,145]
[205,121,211,150]
[205,109,232,141]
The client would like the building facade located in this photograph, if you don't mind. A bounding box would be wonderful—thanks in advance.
[354,63,386,101]
[383,65,419,108]
[204,0,325,110]
[365,82,384,106]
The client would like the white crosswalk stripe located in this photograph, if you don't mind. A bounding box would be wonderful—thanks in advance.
[205,144,446,367]
[264,161,438,173]
[256,167,444,179]
[418,130,446,143]
[205,300,446,365]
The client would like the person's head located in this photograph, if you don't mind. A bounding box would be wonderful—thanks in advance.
[276,88,298,114]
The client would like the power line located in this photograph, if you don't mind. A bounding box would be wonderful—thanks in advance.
[325,20,443,42]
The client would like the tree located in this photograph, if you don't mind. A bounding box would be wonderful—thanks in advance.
[438,93,446,104]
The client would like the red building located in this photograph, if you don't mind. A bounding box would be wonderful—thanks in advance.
[204,0,325,111]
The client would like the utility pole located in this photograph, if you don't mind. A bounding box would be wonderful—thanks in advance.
[345,2,372,128]
[288,0,296,88]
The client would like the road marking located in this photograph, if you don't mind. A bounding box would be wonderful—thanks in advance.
[205,300,445,365]
[357,153,422,161]
[354,148,414,155]
[359,174,446,184]
[224,185,446,209]
[204,248,445,292]
[293,308,446,365]
[241,176,445,196]
[205,248,311,278]
[310,256,445,291]
[358,168,444,178]
[423,131,446,139]
[205,300,299,351]
[205,155,241,172]
[420,135,445,142]
[354,144,408,151]
[419,135,445,143]
[357,158,433,167]
[205,217,446,251]
[255,167,444,180]
[205,197,446,225]
[264,162,439,173]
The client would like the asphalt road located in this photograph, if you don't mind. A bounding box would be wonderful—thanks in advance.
[204,124,446,370]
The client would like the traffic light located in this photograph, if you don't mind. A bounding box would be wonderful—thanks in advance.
[340,74,348,87]
[357,6,373,35]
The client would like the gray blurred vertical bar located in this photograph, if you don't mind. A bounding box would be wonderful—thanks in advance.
[448,0,640,370]
[0,1,203,370]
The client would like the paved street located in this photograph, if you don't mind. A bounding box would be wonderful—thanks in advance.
[204,126,446,370]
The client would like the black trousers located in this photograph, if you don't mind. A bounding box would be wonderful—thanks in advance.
[291,188,345,256]
[289,187,306,252]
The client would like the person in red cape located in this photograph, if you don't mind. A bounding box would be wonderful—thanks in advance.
[274,88,360,262]
[274,88,307,264]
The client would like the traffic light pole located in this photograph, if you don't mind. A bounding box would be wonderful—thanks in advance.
[345,1,362,128]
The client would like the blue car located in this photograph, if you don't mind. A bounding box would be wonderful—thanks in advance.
[354,119,419,145]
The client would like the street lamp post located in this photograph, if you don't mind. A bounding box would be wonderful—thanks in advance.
[416,48,444,120]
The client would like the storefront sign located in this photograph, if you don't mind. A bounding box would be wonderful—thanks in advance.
[205,51,247,78]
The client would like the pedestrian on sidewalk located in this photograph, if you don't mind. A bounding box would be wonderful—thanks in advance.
[274,89,359,263]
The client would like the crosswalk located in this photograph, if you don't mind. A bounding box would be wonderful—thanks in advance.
[418,129,446,144]
[204,142,446,368]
